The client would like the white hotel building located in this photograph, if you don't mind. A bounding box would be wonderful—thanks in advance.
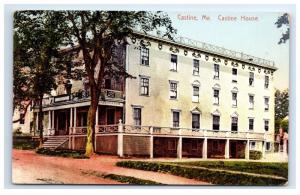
[19,32,277,159]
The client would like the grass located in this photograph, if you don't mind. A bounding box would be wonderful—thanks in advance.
[36,148,89,159]
[81,170,162,185]
[171,161,288,179]
[116,161,288,186]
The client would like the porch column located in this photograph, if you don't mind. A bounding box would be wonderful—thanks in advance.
[69,108,73,149]
[95,106,99,126]
[202,138,207,159]
[94,106,98,152]
[35,112,39,135]
[70,107,73,128]
[51,110,54,129]
[245,139,250,160]
[47,111,51,136]
[117,119,124,157]
[74,107,77,129]
[72,107,77,150]
[225,139,230,159]
[150,126,154,159]
[177,137,182,159]
[262,141,266,159]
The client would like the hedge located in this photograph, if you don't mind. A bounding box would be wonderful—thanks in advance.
[13,136,39,150]
[36,148,89,159]
[116,161,287,186]
[172,161,288,179]
[104,174,163,185]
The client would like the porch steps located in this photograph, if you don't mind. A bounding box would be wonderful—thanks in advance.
[42,136,69,150]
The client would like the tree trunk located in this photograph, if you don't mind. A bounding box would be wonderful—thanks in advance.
[38,95,44,147]
[85,86,99,157]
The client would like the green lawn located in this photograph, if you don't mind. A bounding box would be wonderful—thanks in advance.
[116,161,288,186]
[171,161,288,179]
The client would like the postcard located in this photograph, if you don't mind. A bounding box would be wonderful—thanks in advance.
[12,10,289,186]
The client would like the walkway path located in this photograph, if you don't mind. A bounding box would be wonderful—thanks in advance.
[12,149,209,185]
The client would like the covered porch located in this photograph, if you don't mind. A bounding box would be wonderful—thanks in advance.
[37,105,123,136]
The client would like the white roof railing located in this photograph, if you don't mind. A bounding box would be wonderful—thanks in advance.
[137,31,276,68]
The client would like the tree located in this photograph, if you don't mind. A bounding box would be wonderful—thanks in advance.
[63,11,176,157]
[275,13,290,44]
[280,118,289,133]
[274,89,289,120]
[274,89,289,133]
[13,11,68,146]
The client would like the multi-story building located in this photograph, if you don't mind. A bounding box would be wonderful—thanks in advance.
[17,31,277,159]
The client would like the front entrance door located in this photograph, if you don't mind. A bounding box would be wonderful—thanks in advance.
[230,142,237,158]
[56,111,68,135]
[107,108,115,125]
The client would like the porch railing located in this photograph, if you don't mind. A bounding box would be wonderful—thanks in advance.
[70,127,87,135]
[35,89,124,107]
[57,121,273,141]
[96,125,118,133]
[124,125,151,134]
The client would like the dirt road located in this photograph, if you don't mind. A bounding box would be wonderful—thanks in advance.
[12,149,209,185]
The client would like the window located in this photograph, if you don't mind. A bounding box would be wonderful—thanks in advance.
[170,54,177,71]
[169,81,178,99]
[250,141,256,150]
[213,89,219,105]
[192,113,200,129]
[140,47,149,66]
[133,108,141,126]
[192,86,199,102]
[193,59,199,75]
[232,68,237,83]
[249,95,254,109]
[232,92,237,107]
[249,72,254,86]
[19,113,25,125]
[249,118,254,131]
[264,120,269,132]
[264,97,269,111]
[212,115,220,130]
[140,77,149,96]
[266,142,271,151]
[172,111,180,128]
[231,117,238,131]
[265,75,269,89]
[214,64,219,79]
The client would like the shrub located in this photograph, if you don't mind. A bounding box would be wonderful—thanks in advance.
[116,161,287,186]
[250,150,262,160]
[104,174,163,185]
[13,142,38,150]
[13,135,39,150]
[36,148,89,159]
[172,161,288,179]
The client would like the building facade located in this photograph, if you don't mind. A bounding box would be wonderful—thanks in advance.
[15,32,277,160]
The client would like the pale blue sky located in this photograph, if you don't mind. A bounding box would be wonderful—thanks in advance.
[167,12,289,90]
